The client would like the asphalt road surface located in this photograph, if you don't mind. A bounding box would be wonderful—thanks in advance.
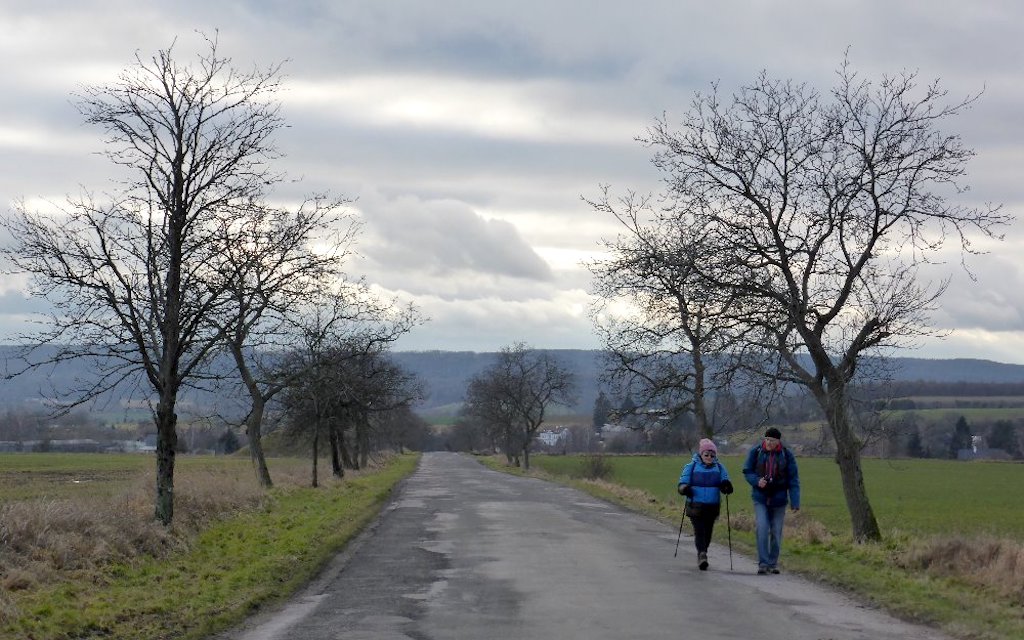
[216,451,950,640]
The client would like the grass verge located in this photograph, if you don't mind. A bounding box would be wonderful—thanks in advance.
[479,454,1024,640]
[0,453,419,640]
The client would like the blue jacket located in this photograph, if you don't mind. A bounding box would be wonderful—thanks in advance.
[742,443,800,509]
[677,452,731,505]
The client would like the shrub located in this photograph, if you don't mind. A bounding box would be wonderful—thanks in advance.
[578,454,614,480]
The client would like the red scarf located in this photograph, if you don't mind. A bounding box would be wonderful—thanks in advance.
[763,441,779,480]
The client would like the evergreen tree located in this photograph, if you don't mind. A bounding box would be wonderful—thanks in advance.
[905,428,925,458]
[948,416,973,459]
[618,394,638,421]
[218,428,242,455]
[592,391,613,430]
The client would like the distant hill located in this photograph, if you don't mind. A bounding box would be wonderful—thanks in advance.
[3,346,1024,415]
[389,351,1024,411]
[881,357,1024,383]
[390,350,605,413]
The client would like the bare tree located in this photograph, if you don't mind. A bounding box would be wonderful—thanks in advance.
[462,344,576,470]
[349,354,424,468]
[461,373,522,465]
[207,196,358,488]
[587,187,753,438]
[275,291,421,485]
[1,36,287,525]
[638,61,1009,541]
[278,346,422,485]
[373,406,432,454]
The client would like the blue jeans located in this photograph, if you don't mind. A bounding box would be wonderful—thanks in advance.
[754,502,787,568]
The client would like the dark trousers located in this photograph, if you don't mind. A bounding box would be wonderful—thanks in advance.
[687,502,721,553]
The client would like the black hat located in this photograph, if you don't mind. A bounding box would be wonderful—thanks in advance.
[765,427,782,439]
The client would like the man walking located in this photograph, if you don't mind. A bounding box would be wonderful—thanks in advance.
[742,427,800,575]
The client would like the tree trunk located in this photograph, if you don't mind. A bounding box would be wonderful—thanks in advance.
[339,431,356,470]
[816,380,882,542]
[245,396,273,488]
[231,343,274,488]
[154,397,177,526]
[834,433,880,542]
[329,426,344,478]
[522,444,531,470]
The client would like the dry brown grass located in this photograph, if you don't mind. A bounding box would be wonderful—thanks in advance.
[0,455,326,597]
[898,535,1024,604]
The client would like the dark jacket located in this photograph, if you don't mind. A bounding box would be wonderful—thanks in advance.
[742,443,800,509]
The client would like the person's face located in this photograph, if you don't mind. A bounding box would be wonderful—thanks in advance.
[700,450,716,463]
[763,436,780,450]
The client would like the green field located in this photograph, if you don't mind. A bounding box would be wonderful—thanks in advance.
[530,454,1024,540]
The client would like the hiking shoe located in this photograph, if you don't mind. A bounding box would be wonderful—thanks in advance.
[769,567,780,574]
[698,552,708,571]
[757,566,768,575]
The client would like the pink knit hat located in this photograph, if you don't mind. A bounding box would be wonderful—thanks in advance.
[698,438,717,455]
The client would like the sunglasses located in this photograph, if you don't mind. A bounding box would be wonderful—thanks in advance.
[700,451,716,457]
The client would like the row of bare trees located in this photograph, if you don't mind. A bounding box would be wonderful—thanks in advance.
[0,35,420,525]
[587,60,1009,541]
[459,343,576,470]
[277,330,424,487]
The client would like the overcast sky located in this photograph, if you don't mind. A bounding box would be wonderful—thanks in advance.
[1,1,1022,363]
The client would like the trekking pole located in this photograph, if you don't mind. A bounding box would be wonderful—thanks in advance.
[725,493,733,571]
[673,501,686,557]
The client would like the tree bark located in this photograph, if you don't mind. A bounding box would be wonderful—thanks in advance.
[329,426,344,478]
[339,431,356,470]
[814,376,882,542]
[154,400,177,526]
[244,396,273,488]
[231,343,274,488]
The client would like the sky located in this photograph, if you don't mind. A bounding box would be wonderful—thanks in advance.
[0,1,1022,364]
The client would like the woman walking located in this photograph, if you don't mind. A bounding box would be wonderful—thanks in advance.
[677,438,734,570]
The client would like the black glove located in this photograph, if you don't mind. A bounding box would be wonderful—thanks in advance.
[678,484,693,497]
[719,480,734,495]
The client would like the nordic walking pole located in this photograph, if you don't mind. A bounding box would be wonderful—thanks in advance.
[674,501,686,557]
[725,493,733,571]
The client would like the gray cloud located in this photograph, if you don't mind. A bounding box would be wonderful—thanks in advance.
[925,248,1024,333]
[358,193,553,282]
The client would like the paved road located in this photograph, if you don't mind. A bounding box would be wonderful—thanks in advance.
[217,452,949,640]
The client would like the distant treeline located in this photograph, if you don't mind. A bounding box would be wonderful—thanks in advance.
[866,380,1024,399]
